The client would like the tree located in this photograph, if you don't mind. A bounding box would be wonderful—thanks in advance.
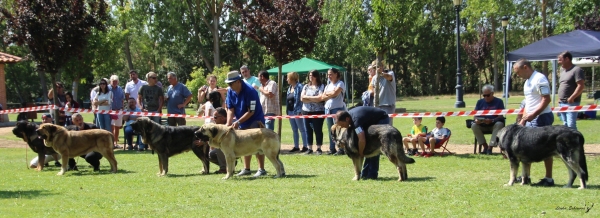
[1,0,108,120]
[231,0,326,137]
[575,5,600,31]
[463,28,493,93]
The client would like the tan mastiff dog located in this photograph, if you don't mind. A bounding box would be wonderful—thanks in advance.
[36,123,118,175]
[195,123,285,179]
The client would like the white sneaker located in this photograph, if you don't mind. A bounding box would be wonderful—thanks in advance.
[253,169,267,177]
[236,169,251,176]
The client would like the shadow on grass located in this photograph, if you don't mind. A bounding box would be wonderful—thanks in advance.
[374,176,435,182]
[0,190,55,199]
[64,168,135,176]
[113,150,155,155]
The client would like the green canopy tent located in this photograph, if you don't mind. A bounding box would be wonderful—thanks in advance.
[266,57,346,75]
[266,57,349,103]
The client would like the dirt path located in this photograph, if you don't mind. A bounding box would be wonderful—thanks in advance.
[2,126,600,156]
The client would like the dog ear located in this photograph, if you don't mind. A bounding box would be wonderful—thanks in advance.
[209,126,219,138]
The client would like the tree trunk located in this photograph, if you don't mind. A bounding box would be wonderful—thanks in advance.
[541,0,548,76]
[39,70,48,102]
[491,17,499,91]
[277,62,282,140]
[212,14,221,67]
[185,0,214,72]
[120,0,134,71]
[72,76,80,100]
[50,73,60,123]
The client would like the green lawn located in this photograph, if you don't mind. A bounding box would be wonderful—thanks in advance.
[1,94,600,216]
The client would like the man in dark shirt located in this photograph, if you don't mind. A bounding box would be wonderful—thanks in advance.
[335,106,390,179]
[471,84,505,155]
[557,51,585,130]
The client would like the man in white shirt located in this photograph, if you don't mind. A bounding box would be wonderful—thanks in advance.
[513,58,555,187]
[125,70,148,108]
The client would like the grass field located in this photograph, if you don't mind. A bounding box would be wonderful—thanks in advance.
[1,94,599,216]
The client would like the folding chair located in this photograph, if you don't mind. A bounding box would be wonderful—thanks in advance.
[425,128,452,156]
[465,119,493,154]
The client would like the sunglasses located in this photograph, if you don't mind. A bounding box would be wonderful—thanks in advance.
[149,77,157,79]
[100,83,107,85]
[483,94,491,97]
[227,81,237,87]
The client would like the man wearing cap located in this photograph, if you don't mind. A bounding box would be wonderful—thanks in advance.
[139,71,164,124]
[224,71,268,177]
[125,70,148,109]
[165,72,192,126]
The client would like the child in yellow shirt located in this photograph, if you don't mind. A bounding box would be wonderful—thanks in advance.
[403,117,427,156]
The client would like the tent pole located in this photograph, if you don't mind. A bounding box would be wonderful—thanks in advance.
[351,63,354,105]
[552,60,557,107]
[593,67,595,95]
[504,61,510,108]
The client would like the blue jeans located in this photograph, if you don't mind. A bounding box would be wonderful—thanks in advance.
[326,107,345,151]
[265,113,275,130]
[124,125,141,147]
[96,113,111,132]
[288,110,307,149]
[361,116,390,179]
[558,102,579,130]
[304,111,325,146]
[526,112,554,127]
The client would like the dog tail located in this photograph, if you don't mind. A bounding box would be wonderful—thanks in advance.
[578,134,588,182]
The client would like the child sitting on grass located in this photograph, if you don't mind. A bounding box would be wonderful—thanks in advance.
[403,117,427,156]
[417,116,449,157]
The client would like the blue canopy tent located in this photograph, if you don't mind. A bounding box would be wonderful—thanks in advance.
[504,30,600,106]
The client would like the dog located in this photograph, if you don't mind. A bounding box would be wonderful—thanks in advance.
[195,123,285,180]
[496,124,588,189]
[129,117,209,176]
[12,121,59,171]
[331,124,415,181]
[36,123,118,175]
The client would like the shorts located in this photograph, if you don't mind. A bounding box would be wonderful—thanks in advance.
[111,115,123,127]
[424,137,442,145]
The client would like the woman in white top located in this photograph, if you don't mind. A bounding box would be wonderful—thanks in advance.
[204,91,222,124]
[93,78,113,132]
[320,68,346,155]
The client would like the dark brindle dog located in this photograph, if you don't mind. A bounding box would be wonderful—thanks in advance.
[129,117,210,176]
[331,124,415,181]
[13,121,59,171]
[496,124,588,189]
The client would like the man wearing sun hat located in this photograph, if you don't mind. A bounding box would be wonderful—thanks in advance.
[224,71,267,177]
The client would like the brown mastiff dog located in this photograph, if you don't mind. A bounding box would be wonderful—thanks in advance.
[36,123,118,175]
[195,123,285,180]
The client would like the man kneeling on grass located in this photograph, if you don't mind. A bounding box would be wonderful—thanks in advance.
[335,106,390,180]
[417,116,449,158]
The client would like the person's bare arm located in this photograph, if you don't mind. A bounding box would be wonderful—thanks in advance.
[520,95,551,124]
[321,86,343,101]
[568,80,585,103]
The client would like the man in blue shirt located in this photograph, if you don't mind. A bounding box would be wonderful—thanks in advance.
[470,84,505,155]
[109,75,126,148]
[165,72,192,126]
[335,106,390,180]
[225,71,267,177]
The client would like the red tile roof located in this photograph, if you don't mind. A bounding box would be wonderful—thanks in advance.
[0,52,23,63]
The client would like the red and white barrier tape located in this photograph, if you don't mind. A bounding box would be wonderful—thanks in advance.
[1,104,599,119]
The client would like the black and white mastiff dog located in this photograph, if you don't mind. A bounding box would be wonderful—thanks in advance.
[129,117,210,176]
[13,121,59,171]
[496,124,588,189]
[331,124,415,181]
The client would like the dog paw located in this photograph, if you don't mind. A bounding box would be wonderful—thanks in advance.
[578,186,585,190]
[352,176,360,181]
[56,171,65,176]
[221,176,231,180]
[200,170,208,175]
